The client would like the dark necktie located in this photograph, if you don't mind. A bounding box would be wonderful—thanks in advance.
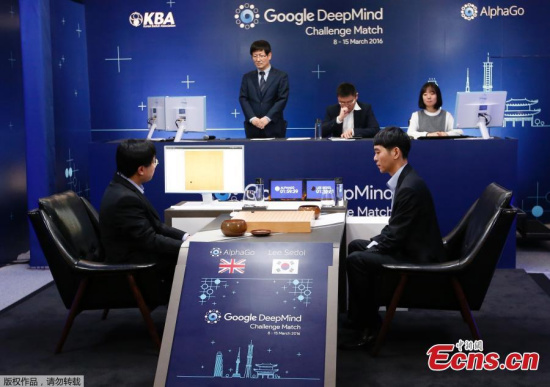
[259,71,266,94]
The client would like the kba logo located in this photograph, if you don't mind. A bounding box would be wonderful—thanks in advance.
[129,11,176,28]
[129,12,143,27]
[234,3,260,29]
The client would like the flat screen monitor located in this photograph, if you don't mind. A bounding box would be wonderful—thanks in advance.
[454,91,507,138]
[147,96,206,141]
[164,145,245,203]
[269,179,304,201]
[305,179,336,200]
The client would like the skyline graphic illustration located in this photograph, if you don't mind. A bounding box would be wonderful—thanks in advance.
[176,339,321,381]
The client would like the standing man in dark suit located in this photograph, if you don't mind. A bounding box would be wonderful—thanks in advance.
[340,127,445,349]
[99,140,188,299]
[239,40,289,138]
[322,82,380,138]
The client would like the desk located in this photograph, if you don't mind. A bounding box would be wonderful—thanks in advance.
[155,211,346,387]
[90,138,516,267]
[165,200,347,234]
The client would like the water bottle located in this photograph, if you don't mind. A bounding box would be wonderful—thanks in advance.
[315,118,322,139]
[255,178,264,202]
[335,177,344,206]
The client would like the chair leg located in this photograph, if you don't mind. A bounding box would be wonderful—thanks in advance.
[451,277,481,340]
[56,278,88,354]
[372,273,408,357]
[101,309,109,320]
[126,274,162,351]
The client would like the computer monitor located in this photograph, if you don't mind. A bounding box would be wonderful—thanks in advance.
[305,179,336,201]
[454,91,507,139]
[147,96,206,141]
[268,179,304,201]
[164,145,245,203]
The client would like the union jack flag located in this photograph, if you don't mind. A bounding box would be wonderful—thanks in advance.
[218,258,246,274]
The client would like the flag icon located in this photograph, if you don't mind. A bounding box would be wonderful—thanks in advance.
[218,258,246,274]
[272,259,299,274]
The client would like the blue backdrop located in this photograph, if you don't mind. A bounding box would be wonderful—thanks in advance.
[0,1,27,265]
[83,0,550,222]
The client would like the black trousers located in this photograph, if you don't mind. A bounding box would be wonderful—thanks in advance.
[346,239,403,329]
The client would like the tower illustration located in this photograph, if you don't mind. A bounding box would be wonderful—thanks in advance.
[244,341,254,378]
[232,347,242,378]
[213,351,223,377]
[465,68,470,92]
[483,53,493,92]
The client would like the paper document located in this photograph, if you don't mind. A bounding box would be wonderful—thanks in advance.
[328,137,355,141]
[171,201,244,210]
[312,212,346,228]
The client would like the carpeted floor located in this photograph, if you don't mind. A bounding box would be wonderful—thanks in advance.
[0,269,549,386]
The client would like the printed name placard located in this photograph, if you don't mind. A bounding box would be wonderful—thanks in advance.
[165,241,334,386]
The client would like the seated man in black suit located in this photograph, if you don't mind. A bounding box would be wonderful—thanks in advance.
[322,82,380,138]
[340,127,445,349]
[239,40,289,138]
[99,139,188,300]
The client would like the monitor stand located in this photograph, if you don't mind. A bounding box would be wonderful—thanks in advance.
[175,131,206,142]
[477,114,490,139]
[201,193,214,204]
[146,123,157,140]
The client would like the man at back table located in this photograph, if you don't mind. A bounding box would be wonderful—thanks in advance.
[340,126,445,349]
[99,139,188,299]
[239,40,289,138]
[322,82,380,138]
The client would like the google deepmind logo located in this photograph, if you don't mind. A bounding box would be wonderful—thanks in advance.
[205,309,221,324]
[235,3,260,29]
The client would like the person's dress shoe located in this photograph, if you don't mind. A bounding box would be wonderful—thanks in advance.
[339,319,366,331]
[338,325,380,350]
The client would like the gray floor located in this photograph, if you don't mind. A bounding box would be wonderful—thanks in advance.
[516,238,550,279]
[0,263,53,312]
[0,236,548,312]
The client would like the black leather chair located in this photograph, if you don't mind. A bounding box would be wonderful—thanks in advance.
[28,191,163,353]
[372,183,517,355]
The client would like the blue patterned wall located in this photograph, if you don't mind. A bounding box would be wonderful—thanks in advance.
[50,0,91,199]
[0,1,27,265]
[80,1,548,222]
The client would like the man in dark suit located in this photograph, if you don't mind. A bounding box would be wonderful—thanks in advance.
[341,127,445,349]
[99,140,188,299]
[322,82,380,138]
[239,40,289,138]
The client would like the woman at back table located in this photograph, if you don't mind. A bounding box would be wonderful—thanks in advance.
[407,82,463,139]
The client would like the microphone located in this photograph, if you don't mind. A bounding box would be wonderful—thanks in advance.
[203,135,216,140]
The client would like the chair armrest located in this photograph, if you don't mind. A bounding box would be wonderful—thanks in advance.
[74,259,156,274]
[381,260,462,273]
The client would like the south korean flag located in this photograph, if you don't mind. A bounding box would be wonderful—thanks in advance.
[272,259,299,274]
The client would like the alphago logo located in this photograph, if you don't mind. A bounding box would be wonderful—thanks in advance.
[460,3,478,20]
[129,11,176,28]
[235,3,260,29]
[210,247,222,257]
[461,3,525,21]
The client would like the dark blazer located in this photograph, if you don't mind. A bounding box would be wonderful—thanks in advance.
[372,164,445,263]
[239,67,289,138]
[321,101,380,138]
[99,174,185,264]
